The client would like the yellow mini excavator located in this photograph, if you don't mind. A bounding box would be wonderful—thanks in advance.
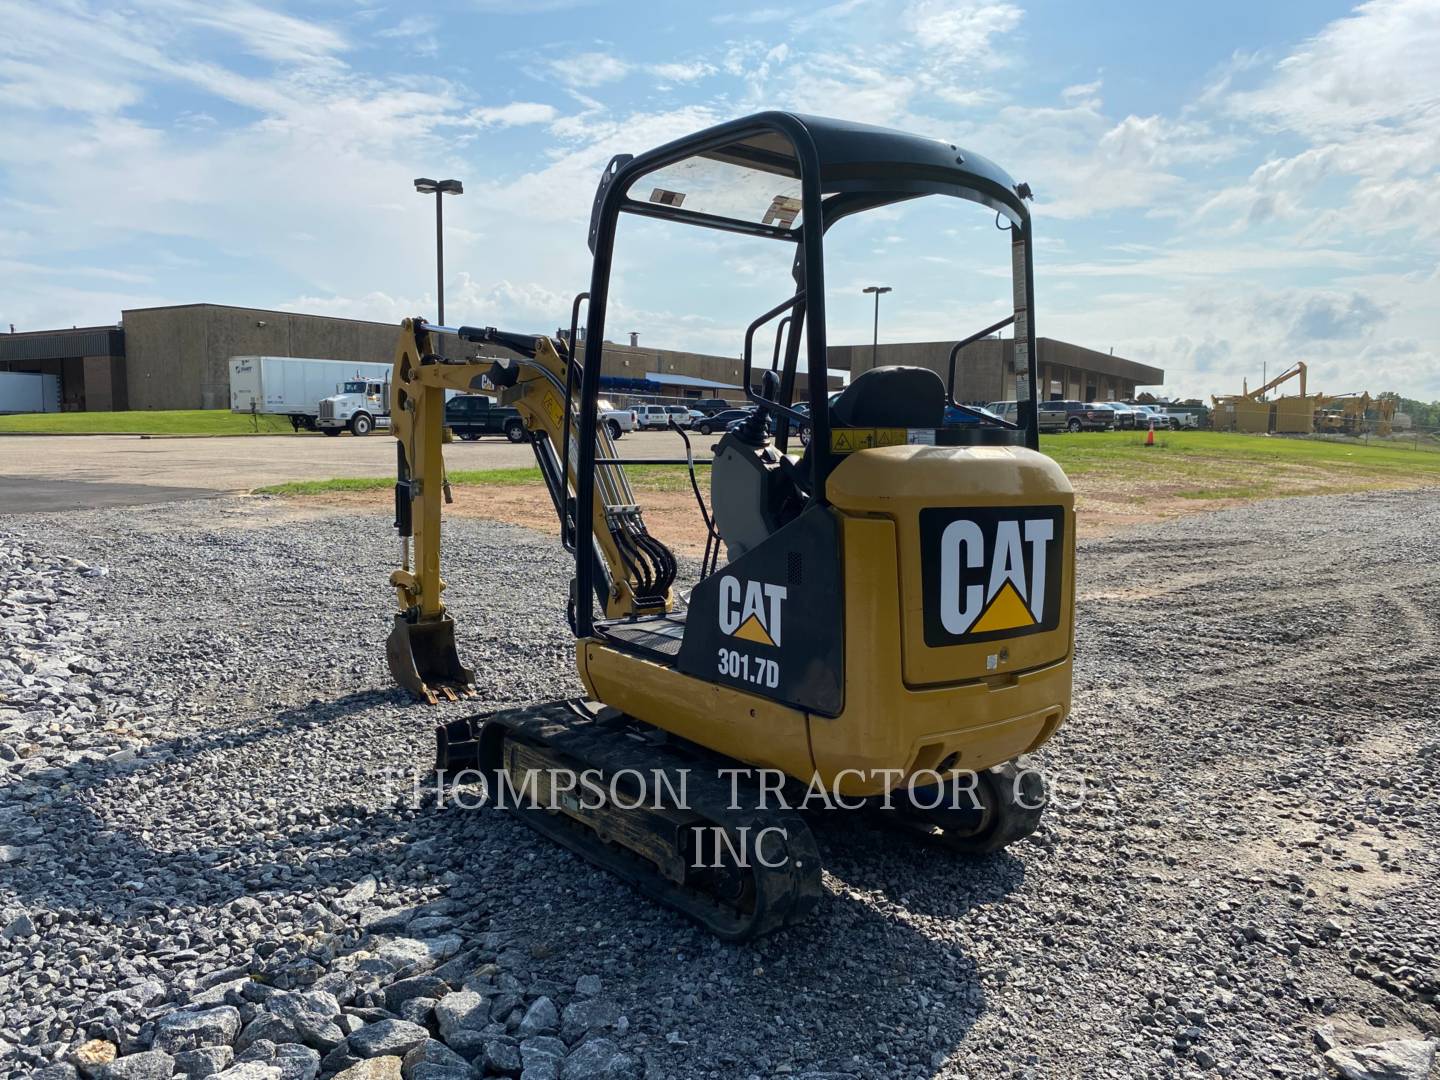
[384,112,1075,939]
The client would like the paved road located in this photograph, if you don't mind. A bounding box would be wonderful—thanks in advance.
[0,477,220,513]
[0,430,697,513]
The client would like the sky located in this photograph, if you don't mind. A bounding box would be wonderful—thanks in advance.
[1,0,1437,401]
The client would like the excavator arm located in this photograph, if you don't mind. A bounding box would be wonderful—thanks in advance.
[1243,361,1307,400]
[385,317,675,703]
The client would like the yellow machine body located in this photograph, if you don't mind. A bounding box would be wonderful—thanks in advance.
[579,443,1074,797]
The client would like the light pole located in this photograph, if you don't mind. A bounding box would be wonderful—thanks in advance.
[414,178,463,325]
[862,285,891,368]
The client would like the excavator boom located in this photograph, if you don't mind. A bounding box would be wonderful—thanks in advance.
[384,318,676,702]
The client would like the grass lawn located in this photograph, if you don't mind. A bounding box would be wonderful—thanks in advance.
[256,463,694,496]
[255,430,1440,502]
[0,409,295,435]
[1038,429,1440,500]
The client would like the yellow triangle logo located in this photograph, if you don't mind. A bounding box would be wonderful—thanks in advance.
[732,613,776,647]
[970,580,1035,633]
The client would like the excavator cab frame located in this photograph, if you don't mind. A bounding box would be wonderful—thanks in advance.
[571,111,1042,638]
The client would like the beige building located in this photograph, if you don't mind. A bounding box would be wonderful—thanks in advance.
[7,303,1156,411]
[8,304,826,411]
[828,336,1163,403]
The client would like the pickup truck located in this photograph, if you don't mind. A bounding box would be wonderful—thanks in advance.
[448,395,637,441]
[986,400,1070,432]
[597,400,637,439]
[446,394,526,442]
[1132,404,1188,431]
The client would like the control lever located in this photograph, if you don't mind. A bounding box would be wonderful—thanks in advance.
[735,369,781,446]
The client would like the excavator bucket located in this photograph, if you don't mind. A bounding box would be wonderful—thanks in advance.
[386,613,475,704]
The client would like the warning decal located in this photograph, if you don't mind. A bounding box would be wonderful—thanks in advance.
[830,427,909,453]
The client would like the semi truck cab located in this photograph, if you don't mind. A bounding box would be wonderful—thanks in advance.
[317,379,390,436]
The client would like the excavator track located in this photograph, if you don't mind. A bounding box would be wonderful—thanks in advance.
[437,699,823,941]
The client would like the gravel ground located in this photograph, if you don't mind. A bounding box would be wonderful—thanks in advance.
[2,489,1438,1080]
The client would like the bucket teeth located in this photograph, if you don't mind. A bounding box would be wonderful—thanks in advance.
[386,612,476,704]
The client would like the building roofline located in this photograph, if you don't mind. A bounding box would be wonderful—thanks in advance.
[120,302,404,330]
[4,324,122,338]
[826,335,1164,385]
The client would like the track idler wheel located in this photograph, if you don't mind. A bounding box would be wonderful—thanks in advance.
[891,758,1047,855]
[386,612,476,704]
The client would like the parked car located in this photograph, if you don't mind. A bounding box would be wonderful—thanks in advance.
[944,403,1004,426]
[445,394,526,442]
[596,399,637,439]
[633,404,671,430]
[665,405,695,428]
[1094,402,1138,429]
[1160,406,1200,429]
[1132,404,1181,431]
[696,408,754,435]
[985,400,1069,432]
[1050,399,1113,431]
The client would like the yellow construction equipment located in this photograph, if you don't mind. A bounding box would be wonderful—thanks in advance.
[1213,362,1315,433]
[383,112,1074,938]
[1213,363,1398,439]
[1315,392,1397,437]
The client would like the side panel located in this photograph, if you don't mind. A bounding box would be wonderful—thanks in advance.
[578,642,816,780]
[675,504,844,716]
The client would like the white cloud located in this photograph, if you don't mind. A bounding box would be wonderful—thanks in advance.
[1210,0,1440,245]
[169,0,348,65]
[1227,0,1439,137]
[1060,79,1102,104]
[375,16,438,39]
[547,51,631,87]
[1286,290,1387,341]
[650,61,716,84]
[462,102,559,128]
[1192,147,1340,229]
[711,8,793,25]
[903,0,1022,62]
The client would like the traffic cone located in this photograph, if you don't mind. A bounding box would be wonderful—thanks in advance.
[1145,420,1155,447]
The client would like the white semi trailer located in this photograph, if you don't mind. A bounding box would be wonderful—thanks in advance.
[0,371,61,414]
[228,356,391,431]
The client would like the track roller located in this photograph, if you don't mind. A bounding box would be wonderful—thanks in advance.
[884,758,1047,855]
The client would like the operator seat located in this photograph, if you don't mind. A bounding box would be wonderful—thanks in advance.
[828,364,947,429]
[779,364,948,510]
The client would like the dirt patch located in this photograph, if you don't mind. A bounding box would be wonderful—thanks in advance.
[283,485,718,555]
[276,462,1403,555]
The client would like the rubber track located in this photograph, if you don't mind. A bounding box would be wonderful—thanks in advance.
[460,698,823,941]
